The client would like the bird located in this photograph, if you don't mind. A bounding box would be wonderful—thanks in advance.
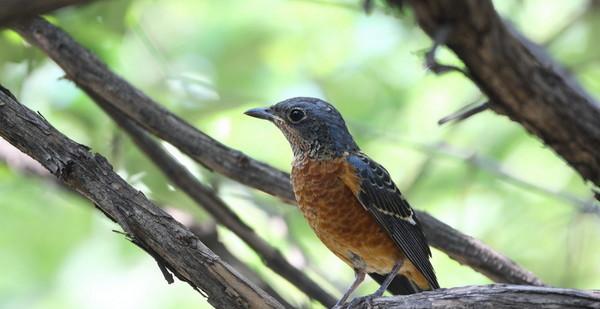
[245,97,439,306]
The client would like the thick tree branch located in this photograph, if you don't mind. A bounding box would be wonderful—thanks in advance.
[13,17,543,286]
[13,17,293,203]
[0,140,294,308]
[0,0,95,27]
[419,214,542,286]
[341,284,600,309]
[394,0,600,187]
[91,93,336,307]
[0,86,283,309]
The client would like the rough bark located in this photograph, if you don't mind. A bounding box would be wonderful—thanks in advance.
[12,17,542,286]
[341,284,600,309]
[0,134,294,308]
[395,0,600,187]
[0,137,293,307]
[0,85,283,309]
[0,0,94,26]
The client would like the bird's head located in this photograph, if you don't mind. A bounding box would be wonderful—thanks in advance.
[245,97,359,159]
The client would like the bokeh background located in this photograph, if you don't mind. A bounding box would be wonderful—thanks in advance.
[1,0,599,308]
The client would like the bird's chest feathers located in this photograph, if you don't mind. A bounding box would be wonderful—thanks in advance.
[291,157,362,232]
[290,157,402,274]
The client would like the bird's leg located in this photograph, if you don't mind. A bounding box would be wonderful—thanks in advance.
[335,270,366,307]
[372,260,403,297]
[345,261,404,308]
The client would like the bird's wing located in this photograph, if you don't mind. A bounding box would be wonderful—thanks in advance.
[342,153,439,289]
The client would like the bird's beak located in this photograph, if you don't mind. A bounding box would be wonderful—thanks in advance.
[244,107,274,121]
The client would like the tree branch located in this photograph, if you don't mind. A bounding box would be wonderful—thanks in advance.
[0,0,95,27]
[419,213,542,285]
[437,101,489,125]
[0,86,283,309]
[394,0,600,188]
[13,17,294,203]
[12,16,543,286]
[91,92,336,307]
[0,138,294,308]
[341,284,600,309]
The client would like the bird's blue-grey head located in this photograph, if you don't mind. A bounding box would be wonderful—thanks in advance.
[245,97,359,159]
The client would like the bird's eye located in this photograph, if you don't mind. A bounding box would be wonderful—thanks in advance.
[288,108,306,123]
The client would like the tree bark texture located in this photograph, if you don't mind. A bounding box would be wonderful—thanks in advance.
[0,86,283,309]
[12,17,542,287]
[395,0,600,187]
[342,284,600,309]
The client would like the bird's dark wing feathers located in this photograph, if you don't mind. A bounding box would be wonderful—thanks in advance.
[346,153,439,289]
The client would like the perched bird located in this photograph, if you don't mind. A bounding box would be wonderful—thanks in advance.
[245,97,438,305]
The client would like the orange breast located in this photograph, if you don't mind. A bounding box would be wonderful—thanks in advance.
[291,157,403,274]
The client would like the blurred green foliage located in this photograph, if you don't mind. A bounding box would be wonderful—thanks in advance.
[0,0,599,308]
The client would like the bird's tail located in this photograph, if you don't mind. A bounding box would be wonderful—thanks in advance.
[368,273,432,295]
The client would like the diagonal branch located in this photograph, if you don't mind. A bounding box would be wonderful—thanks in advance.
[12,16,543,286]
[13,17,294,204]
[418,213,542,285]
[341,284,600,309]
[392,0,600,188]
[0,86,283,309]
[437,101,489,125]
[90,90,336,307]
